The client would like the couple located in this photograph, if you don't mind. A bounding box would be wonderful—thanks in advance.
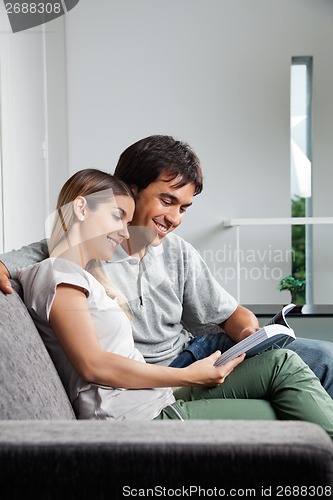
[0,135,333,432]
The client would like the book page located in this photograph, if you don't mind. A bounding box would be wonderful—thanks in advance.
[266,303,295,328]
[214,305,296,367]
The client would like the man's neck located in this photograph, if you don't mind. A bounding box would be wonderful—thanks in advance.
[121,238,147,261]
[122,226,158,260]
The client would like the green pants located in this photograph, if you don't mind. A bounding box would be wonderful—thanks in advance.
[156,349,333,439]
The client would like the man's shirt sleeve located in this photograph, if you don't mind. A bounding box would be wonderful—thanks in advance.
[0,239,49,278]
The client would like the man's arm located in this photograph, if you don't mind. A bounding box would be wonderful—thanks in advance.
[0,240,49,294]
[220,305,260,343]
[0,261,12,294]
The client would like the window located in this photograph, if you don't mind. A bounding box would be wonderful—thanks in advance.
[290,56,313,304]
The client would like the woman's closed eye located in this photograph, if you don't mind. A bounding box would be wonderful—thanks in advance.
[112,211,122,221]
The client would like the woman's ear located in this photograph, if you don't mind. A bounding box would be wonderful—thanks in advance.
[73,196,87,221]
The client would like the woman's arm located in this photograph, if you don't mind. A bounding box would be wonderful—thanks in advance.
[50,284,245,389]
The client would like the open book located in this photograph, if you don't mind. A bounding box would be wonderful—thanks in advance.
[214,303,296,367]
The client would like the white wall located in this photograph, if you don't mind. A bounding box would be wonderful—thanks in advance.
[1,1,331,304]
[63,0,333,304]
[312,44,333,304]
[43,15,69,216]
[0,8,46,251]
[0,8,68,251]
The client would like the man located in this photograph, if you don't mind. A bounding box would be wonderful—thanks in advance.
[1,135,333,397]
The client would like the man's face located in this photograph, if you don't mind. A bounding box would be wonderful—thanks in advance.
[131,175,195,246]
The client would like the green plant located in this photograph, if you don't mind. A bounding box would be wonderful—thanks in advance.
[278,275,306,304]
[291,196,306,280]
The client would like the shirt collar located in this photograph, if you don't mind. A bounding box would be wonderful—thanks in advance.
[105,239,165,263]
[106,244,131,263]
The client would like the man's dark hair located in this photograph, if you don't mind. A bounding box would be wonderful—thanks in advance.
[114,135,203,195]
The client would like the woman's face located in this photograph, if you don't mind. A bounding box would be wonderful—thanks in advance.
[80,194,135,262]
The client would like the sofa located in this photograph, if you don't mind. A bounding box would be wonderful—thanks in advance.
[1,285,333,500]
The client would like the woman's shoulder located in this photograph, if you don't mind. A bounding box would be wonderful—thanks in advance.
[19,257,82,279]
[19,257,93,294]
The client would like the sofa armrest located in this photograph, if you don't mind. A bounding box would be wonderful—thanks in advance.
[1,420,332,499]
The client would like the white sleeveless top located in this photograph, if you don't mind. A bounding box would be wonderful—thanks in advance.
[18,258,175,420]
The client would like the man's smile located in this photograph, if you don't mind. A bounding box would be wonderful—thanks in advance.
[153,219,170,235]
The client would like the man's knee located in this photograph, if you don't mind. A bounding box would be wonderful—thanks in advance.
[261,348,304,369]
[289,338,333,364]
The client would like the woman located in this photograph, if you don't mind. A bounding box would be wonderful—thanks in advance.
[18,169,333,436]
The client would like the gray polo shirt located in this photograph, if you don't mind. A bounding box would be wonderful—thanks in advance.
[3,233,237,365]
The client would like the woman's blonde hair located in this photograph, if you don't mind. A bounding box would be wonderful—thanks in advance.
[49,168,134,316]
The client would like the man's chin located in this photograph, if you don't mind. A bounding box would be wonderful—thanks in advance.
[150,234,165,246]
[126,225,161,251]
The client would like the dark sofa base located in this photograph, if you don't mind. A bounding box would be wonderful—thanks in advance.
[1,290,333,500]
[1,420,332,500]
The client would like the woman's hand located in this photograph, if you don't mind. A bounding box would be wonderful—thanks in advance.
[183,350,246,387]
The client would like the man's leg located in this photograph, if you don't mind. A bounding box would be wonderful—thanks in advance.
[287,338,333,398]
[170,332,333,399]
[171,350,333,438]
[169,333,235,368]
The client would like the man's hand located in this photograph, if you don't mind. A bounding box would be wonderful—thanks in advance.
[0,261,13,294]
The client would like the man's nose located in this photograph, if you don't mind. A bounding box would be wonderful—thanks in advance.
[165,207,182,227]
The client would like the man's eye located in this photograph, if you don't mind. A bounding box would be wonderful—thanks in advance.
[161,199,171,206]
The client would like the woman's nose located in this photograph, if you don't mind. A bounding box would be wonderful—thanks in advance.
[119,224,130,239]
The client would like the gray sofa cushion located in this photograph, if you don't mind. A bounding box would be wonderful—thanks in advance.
[0,420,332,499]
[0,290,75,420]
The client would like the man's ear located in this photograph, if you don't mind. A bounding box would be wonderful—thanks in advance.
[73,196,87,221]
[130,185,139,198]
